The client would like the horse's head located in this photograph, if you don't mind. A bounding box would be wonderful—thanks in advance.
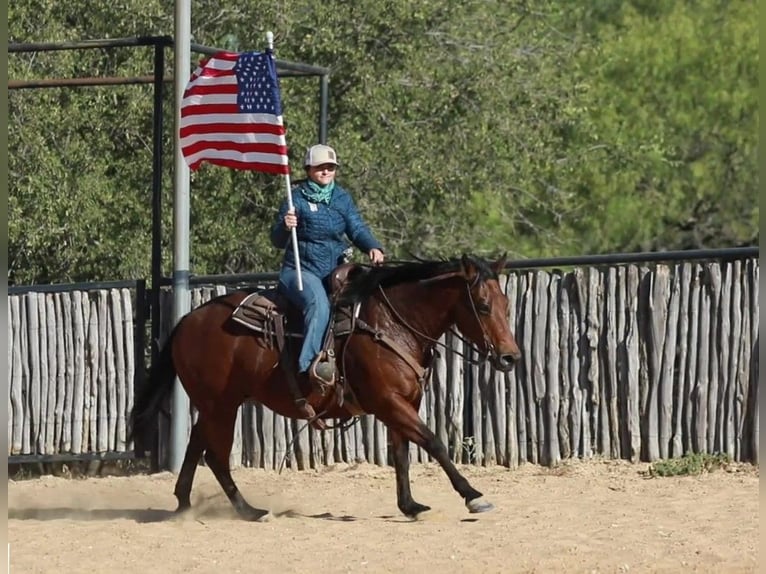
[452,253,521,372]
[336,254,522,372]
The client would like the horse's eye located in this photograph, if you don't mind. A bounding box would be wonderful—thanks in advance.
[476,302,491,315]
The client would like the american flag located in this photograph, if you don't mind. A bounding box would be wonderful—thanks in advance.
[180,50,290,174]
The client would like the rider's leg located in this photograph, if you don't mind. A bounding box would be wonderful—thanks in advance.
[278,268,332,379]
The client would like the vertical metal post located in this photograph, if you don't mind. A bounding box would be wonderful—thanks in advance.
[169,0,191,473]
[150,41,164,371]
[319,74,329,144]
[133,279,148,459]
[150,40,167,472]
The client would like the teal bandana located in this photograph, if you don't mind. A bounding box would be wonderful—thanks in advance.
[302,180,335,205]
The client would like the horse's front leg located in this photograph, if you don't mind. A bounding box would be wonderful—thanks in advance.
[382,398,494,515]
[390,430,431,518]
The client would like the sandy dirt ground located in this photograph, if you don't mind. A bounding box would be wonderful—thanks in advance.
[8,458,759,574]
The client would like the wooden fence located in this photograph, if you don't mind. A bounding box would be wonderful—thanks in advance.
[8,259,759,469]
[155,259,759,469]
[8,287,138,458]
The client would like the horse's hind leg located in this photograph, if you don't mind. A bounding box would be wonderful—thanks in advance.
[382,398,493,516]
[390,430,431,517]
[174,422,204,512]
[199,408,271,522]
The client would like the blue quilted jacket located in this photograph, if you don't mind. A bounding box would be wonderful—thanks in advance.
[270,180,383,281]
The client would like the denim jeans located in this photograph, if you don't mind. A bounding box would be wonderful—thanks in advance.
[278,268,331,373]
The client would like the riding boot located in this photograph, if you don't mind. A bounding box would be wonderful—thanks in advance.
[283,359,327,431]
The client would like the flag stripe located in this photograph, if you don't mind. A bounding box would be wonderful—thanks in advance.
[181,103,241,117]
[182,140,288,157]
[180,131,286,145]
[180,49,290,174]
[184,149,289,163]
[188,158,290,173]
[180,104,287,119]
[183,84,239,98]
[186,75,238,90]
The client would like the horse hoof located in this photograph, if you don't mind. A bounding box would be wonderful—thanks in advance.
[236,506,272,522]
[175,502,191,514]
[403,503,431,519]
[466,497,494,514]
[240,508,271,522]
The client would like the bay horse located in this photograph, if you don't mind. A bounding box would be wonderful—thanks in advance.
[130,253,521,521]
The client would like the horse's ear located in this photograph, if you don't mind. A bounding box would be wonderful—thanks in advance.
[460,253,477,279]
[491,252,508,275]
[460,253,470,272]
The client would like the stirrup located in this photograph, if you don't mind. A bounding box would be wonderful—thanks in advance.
[308,350,336,395]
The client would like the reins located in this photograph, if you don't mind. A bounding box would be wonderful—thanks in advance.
[278,415,360,475]
[376,272,495,365]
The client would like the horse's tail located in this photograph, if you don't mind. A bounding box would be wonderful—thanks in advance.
[128,324,180,447]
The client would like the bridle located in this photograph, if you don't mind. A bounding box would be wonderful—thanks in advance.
[376,271,497,365]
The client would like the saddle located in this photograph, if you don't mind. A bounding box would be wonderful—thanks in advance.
[231,263,358,347]
[230,264,362,419]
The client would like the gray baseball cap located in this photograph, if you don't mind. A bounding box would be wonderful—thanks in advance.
[304,144,339,167]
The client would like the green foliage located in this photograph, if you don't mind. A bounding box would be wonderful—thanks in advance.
[7,0,759,285]
[645,452,732,477]
[562,0,758,253]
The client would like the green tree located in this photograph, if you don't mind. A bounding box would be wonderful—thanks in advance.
[8,0,758,285]
[559,0,758,252]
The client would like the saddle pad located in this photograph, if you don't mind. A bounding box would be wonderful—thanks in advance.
[231,288,360,339]
[230,289,294,335]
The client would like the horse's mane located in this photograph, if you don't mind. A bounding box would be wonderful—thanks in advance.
[337,254,497,305]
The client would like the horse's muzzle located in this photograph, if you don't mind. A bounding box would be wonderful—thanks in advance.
[492,350,521,372]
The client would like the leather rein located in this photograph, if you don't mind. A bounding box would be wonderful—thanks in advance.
[347,270,497,386]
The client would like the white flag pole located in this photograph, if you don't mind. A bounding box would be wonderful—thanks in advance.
[267,31,303,291]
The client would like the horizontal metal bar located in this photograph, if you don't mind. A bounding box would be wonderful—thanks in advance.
[9,36,328,77]
[158,273,279,287]
[9,66,317,90]
[9,75,171,89]
[8,451,139,464]
[188,42,231,57]
[9,248,756,295]
[190,42,330,76]
[504,246,759,271]
[153,247,759,287]
[273,59,331,77]
[8,36,172,53]
[190,272,279,286]
[9,279,145,295]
